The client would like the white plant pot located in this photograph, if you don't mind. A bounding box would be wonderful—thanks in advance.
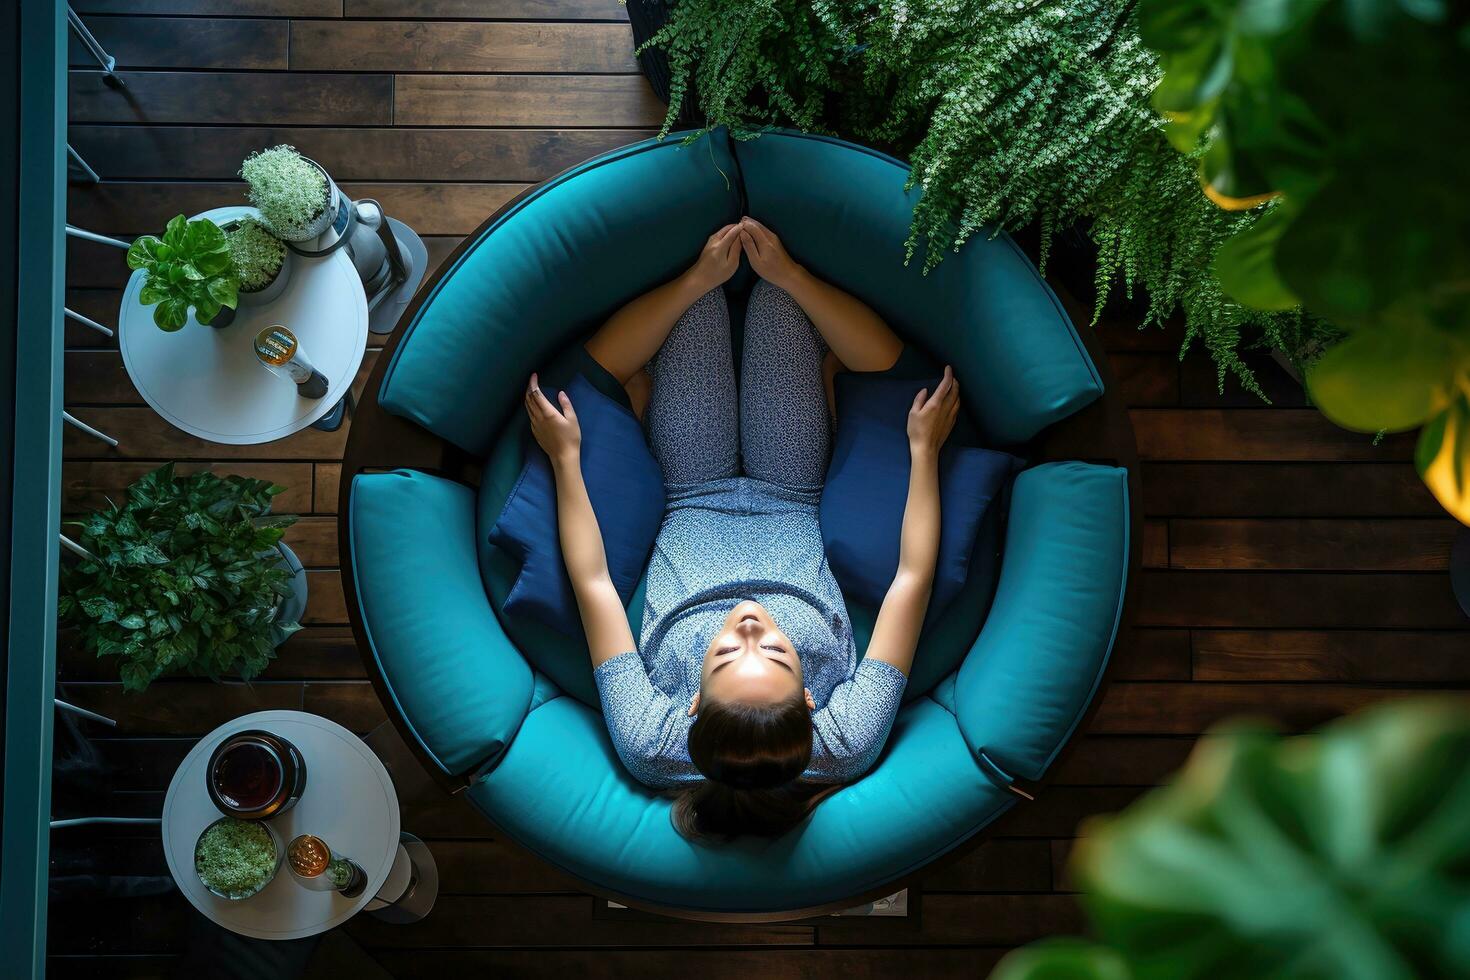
[238,248,293,307]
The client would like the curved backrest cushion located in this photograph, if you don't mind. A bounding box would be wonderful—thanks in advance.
[734,130,1103,446]
[381,135,742,456]
[469,693,1013,913]
[954,462,1130,782]
[350,470,535,776]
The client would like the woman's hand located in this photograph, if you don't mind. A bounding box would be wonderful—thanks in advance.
[907,365,960,461]
[739,217,805,291]
[525,372,581,468]
[685,224,743,294]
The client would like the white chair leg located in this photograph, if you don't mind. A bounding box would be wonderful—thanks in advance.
[67,144,101,184]
[63,411,119,448]
[59,533,98,562]
[67,6,124,85]
[64,307,114,338]
[64,224,131,250]
[54,699,118,727]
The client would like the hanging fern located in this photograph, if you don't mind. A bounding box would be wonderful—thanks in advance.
[642,0,1340,395]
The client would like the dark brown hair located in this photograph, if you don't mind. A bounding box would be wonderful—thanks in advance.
[671,692,837,841]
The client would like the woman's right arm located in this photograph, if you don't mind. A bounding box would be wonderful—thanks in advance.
[524,375,634,667]
[583,224,742,384]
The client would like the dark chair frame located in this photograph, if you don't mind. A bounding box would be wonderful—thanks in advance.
[338,156,1142,923]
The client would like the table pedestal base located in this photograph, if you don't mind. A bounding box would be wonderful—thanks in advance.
[365,832,438,923]
[368,218,428,336]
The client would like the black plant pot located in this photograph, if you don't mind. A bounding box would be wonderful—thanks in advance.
[208,305,237,329]
[626,0,697,128]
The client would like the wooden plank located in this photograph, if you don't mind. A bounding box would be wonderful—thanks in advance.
[1107,352,1178,407]
[313,462,341,513]
[64,350,139,404]
[304,569,348,623]
[1138,570,1467,629]
[1179,348,1308,408]
[395,74,664,127]
[1141,462,1441,517]
[68,16,288,70]
[281,515,339,566]
[1169,518,1458,571]
[68,126,653,182]
[69,71,393,126]
[344,895,815,948]
[918,839,1053,893]
[61,460,313,513]
[1091,682,1427,736]
[1193,630,1470,683]
[1048,736,1196,786]
[423,235,463,278]
[304,679,385,731]
[61,625,363,681]
[56,680,304,735]
[61,407,350,460]
[75,0,341,13]
[1091,313,1184,353]
[69,182,526,237]
[1110,628,1191,681]
[428,838,585,894]
[1142,518,1168,568]
[346,0,628,18]
[816,894,1083,947]
[990,786,1142,839]
[1133,409,1415,462]
[64,288,124,345]
[366,949,1008,980]
[290,21,639,73]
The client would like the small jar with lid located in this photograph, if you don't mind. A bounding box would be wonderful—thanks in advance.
[286,834,367,897]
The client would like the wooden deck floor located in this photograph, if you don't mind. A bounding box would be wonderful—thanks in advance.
[54,2,1468,977]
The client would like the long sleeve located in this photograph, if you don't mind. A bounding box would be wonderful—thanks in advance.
[593,651,699,787]
[808,658,908,783]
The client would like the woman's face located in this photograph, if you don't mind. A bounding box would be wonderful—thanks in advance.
[691,600,812,716]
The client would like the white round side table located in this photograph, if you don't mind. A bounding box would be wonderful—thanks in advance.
[162,710,399,940]
[118,206,369,445]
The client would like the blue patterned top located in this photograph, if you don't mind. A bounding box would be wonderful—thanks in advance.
[594,476,907,788]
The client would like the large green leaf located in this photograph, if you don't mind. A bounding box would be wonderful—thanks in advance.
[1212,205,1298,310]
[991,940,1132,980]
[1055,699,1470,980]
[1305,322,1455,432]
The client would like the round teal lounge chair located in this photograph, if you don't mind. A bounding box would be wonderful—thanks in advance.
[341,129,1139,920]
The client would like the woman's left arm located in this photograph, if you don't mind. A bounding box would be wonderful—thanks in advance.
[863,367,960,677]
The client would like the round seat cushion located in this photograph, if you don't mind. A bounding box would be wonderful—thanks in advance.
[351,128,1131,915]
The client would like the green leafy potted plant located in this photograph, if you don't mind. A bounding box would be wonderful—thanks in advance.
[57,464,305,692]
[127,214,240,331]
[195,817,282,900]
[990,698,1470,980]
[239,144,339,243]
[1138,0,1470,524]
[226,216,292,306]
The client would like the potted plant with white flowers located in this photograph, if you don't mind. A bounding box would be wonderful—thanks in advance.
[239,144,341,243]
[226,216,292,306]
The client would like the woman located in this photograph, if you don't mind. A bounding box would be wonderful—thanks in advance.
[523,217,960,840]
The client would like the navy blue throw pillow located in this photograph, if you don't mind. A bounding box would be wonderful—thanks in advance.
[821,372,1020,617]
[488,374,665,634]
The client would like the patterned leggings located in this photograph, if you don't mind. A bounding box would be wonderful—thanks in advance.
[644,281,831,494]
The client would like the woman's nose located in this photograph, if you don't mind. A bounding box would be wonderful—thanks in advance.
[734,618,762,638]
